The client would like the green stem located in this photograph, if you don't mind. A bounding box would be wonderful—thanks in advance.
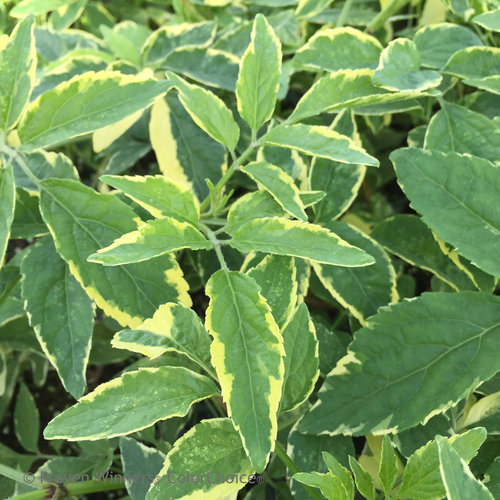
[1,147,40,188]
[10,479,126,500]
[273,442,324,500]
[0,464,42,489]
[366,0,412,32]
[199,217,227,226]
[336,0,355,28]
[200,223,229,271]
[198,122,284,214]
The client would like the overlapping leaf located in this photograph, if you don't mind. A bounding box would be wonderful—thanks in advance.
[19,72,169,150]
[88,217,211,266]
[236,14,281,131]
[230,217,375,267]
[300,292,500,435]
[205,270,284,472]
[147,419,253,500]
[39,179,191,328]
[44,367,218,440]
[391,148,500,277]
[21,237,94,399]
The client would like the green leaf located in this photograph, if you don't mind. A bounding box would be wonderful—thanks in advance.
[0,165,15,269]
[295,0,333,18]
[247,254,297,329]
[229,217,375,267]
[236,14,281,132]
[10,0,74,16]
[313,221,397,324]
[424,101,500,162]
[287,419,355,499]
[112,302,214,378]
[21,237,94,399]
[205,270,284,472]
[44,366,218,440]
[461,392,500,434]
[18,71,168,151]
[39,179,191,328]
[348,457,375,500]
[300,292,500,436]
[289,70,419,123]
[143,21,217,67]
[391,148,500,277]
[88,217,211,266]
[312,161,365,223]
[100,174,199,225]
[373,39,442,91]
[294,27,381,72]
[147,418,253,500]
[473,9,500,32]
[49,0,87,30]
[11,151,78,192]
[300,190,326,207]
[372,214,478,291]
[0,15,36,130]
[323,452,354,500]
[265,124,378,166]
[226,191,285,235]
[167,72,239,152]
[310,111,365,222]
[149,94,226,200]
[485,457,500,498]
[241,161,307,221]
[437,436,494,500]
[413,23,482,69]
[11,188,47,239]
[293,471,348,499]
[100,21,150,67]
[162,47,239,92]
[399,427,487,499]
[14,382,39,453]
[443,47,500,95]
[280,303,319,412]
[378,436,399,496]
[120,437,165,500]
